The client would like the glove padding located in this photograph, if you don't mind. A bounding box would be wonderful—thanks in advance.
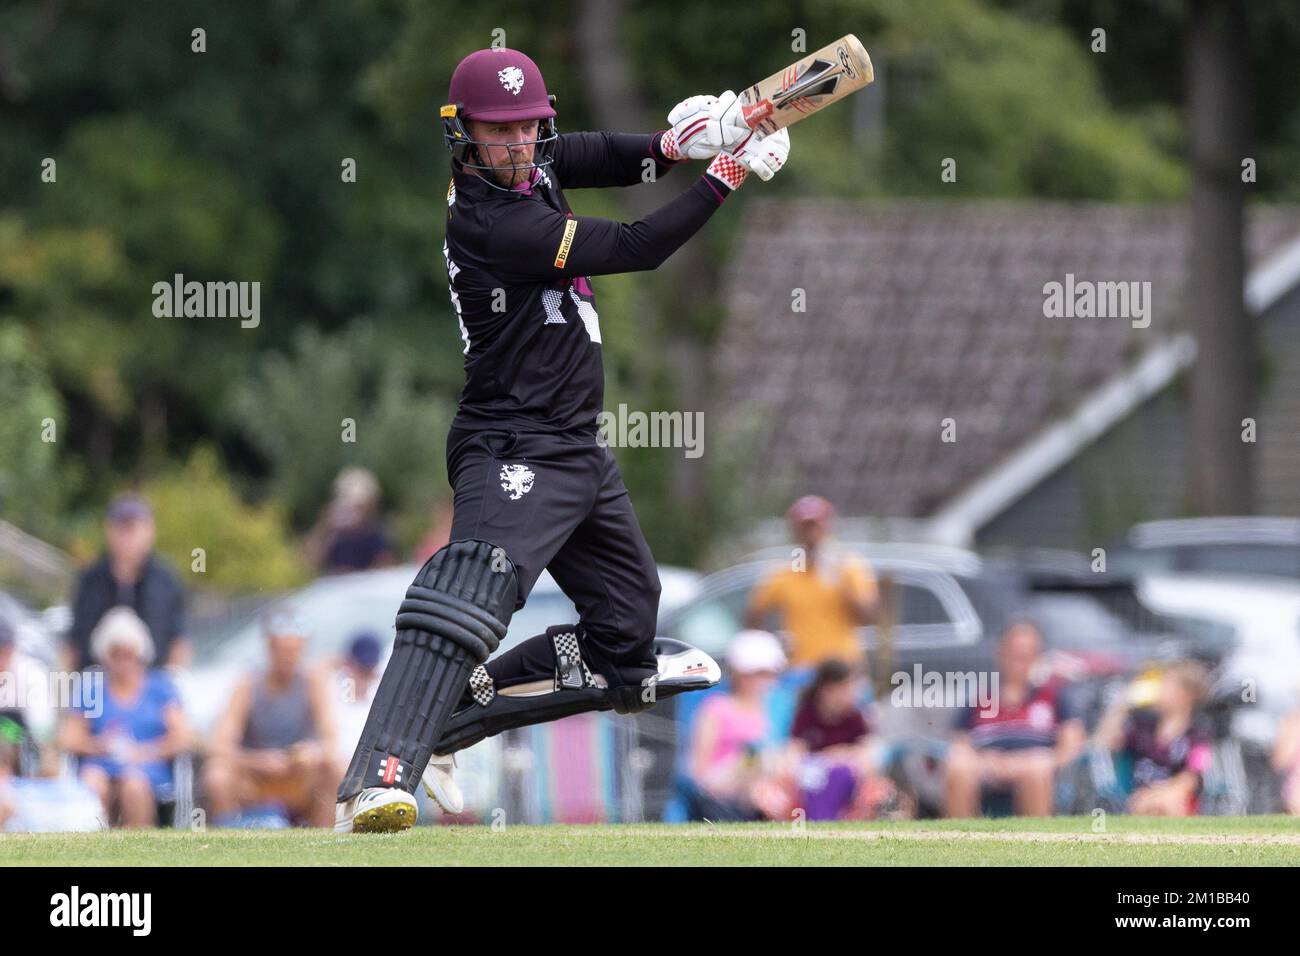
[726,127,790,182]
[667,91,750,160]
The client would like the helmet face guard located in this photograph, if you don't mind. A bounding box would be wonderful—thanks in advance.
[441,96,558,192]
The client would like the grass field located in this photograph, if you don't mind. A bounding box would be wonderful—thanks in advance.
[3,816,1299,866]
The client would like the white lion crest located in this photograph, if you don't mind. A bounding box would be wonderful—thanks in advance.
[499,463,535,500]
[497,66,525,95]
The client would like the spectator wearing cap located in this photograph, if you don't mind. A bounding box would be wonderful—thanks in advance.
[744,495,879,670]
[302,468,395,574]
[319,631,384,770]
[683,630,786,821]
[58,607,192,827]
[67,494,189,672]
[204,609,338,827]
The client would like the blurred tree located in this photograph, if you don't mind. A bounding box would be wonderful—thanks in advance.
[0,0,1292,573]
[225,320,453,542]
[131,445,310,594]
[0,322,74,538]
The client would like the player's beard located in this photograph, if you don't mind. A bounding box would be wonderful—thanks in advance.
[491,151,533,188]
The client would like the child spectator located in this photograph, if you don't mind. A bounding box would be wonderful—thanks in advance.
[785,659,885,820]
[1096,660,1213,816]
[684,630,786,821]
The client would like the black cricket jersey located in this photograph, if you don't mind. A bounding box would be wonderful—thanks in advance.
[443,130,732,436]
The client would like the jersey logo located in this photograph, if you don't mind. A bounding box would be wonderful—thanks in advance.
[553,218,577,268]
[446,179,456,206]
[498,66,525,95]
[499,463,536,500]
[542,288,567,324]
[542,281,602,343]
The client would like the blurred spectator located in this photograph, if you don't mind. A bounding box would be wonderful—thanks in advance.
[67,494,189,671]
[944,622,1085,817]
[1274,701,1300,816]
[321,631,383,769]
[783,659,896,820]
[0,736,15,829]
[303,468,394,573]
[58,608,191,827]
[0,615,54,749]
[683,630,786,821]
[744,495,878,670]
[1096,661,1213,816]
[204,608,338,827]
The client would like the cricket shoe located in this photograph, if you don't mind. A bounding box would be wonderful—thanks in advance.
[334,786,418,834]
[421,752,464,815]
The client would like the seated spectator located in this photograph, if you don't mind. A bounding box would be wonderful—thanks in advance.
[0,736,16,829]
[1096,660,1213,816]
[58,608,191,827]
[783,659,897,820]
[0,615,55,755]
[1273,699,1300,816]
[944,622,1084,818]
[320,631,383,769]
[683,630,785,822]
[303,468,394,574]
[204,609,338,827]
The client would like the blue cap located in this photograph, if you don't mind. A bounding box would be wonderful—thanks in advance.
[348,632,382,669]
[107,494,152,524]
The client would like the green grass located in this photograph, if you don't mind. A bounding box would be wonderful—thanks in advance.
[3,816,1300,866]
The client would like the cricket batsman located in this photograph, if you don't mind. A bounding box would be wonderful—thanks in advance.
[335,47,789,832]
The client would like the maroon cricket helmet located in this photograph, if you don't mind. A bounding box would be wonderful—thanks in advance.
[447,48,556,122]
[441,48,558,190]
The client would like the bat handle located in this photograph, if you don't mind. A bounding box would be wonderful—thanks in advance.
[741,100,773,130]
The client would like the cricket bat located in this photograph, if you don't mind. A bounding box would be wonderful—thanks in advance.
[738,34,874,135]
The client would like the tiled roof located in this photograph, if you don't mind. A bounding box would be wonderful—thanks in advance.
[715,200,1300,518]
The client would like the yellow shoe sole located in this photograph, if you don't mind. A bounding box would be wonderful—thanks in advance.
[352,799,417,833]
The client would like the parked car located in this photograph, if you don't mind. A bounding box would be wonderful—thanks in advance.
[178,563,701,823]
[1111,517,1300,580]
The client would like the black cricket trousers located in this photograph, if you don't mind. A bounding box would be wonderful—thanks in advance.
[445,425,661,683]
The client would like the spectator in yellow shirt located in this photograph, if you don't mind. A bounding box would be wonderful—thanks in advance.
[744,495,879,670]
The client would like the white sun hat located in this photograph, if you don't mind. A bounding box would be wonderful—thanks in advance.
[725,629,787,675]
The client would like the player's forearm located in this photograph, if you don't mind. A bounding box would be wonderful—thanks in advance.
[562,173,730,276]
[555,131,683,188]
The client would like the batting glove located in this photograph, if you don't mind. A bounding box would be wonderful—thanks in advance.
[667,91,750,160]
[725,127,790,182]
